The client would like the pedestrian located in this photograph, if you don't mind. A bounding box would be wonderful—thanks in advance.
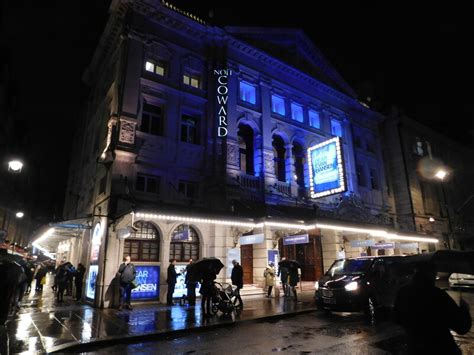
[199,272,216,317]
[74,263,86,301]
[264,262,276,297]
[167,259,180,306]
[278,257,289,297]
[185,258,196,306]
[65,264,76,296]
[55,263,71,302]
[394,262,471,354]
[288,266,299,302]
[231,259,244,309]
[117,255,136,310]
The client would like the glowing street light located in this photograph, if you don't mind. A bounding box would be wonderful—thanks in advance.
[435,169,447,181]
[429,216,435,223]
[16,211,24,218]
[8,160,23,173]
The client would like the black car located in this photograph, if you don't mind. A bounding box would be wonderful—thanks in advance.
[315,256,415,319]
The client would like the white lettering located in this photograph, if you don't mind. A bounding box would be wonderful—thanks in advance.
[217,75,228,85]
[217,85,228,95]
[217,96,228,105]
[218,127,228,137]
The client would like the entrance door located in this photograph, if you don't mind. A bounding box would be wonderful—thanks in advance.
[240,244,253,284]
[278,231,323,281]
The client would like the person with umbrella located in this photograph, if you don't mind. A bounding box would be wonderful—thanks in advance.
[231,259,244,309]
[278,257,290,297]
[191,258,224,317]
[280,259,300,302]
[394,261,471,354]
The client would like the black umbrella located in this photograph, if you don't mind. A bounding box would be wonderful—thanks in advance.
[188,257,224,282]
[402,250,474,275]
[278,259,301,270]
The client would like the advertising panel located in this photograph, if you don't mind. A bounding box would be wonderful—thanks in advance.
[131,265,160,300]
[283,234,309,245]
[172,264,201,299]
[86,265,98,300]
[239,234,264,245]
[308,137,346,199]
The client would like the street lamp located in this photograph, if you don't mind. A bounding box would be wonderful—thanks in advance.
[8,160,23,173]
[16,211,24,218]
[435,169,447,181]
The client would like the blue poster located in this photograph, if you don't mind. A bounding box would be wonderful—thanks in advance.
[131,265,160,300]
[283,234,309,245]
[86,265,98,300]
[173,265,201,298]
[308,137,346,199]
[268,250,279,276]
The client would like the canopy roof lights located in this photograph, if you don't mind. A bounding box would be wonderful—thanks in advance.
[135,212,438,244]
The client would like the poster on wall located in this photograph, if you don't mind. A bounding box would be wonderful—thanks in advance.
[172,265,201,299]
[307,137,346,199]
[131,265,160,300]
[86,265,99,300]
[267,250,279,276]
[227,248,241,278]
[90,222,103,262]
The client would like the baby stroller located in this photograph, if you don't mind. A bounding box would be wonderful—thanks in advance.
[211,282,237,315]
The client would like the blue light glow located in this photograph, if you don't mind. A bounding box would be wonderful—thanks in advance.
[271,94,286,116]
[239,81,256,104]
[309,110,320,129]
[291,103,304,122]
[331,119,343,137]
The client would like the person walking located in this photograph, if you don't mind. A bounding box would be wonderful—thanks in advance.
[55,263,71,302]
[288,266,299,302]
[231,260,244,309]
[167,259,180,306]
[117,255,136,310]
[394,262,471,354]
[185,258,196,306]
[264,263,276,297]
[74,263,86,301]
[278,257,289,297]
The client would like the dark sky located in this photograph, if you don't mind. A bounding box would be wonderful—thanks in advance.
[3,0,474,222]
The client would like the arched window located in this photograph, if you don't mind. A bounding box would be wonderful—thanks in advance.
[238,124,254,175]
[170,225,200,262]
[123,221,160,262]
[272,135,286,182]
[292,142,305,188]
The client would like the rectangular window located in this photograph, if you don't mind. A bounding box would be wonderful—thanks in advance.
[178,181,199,199]
[369,168,379,190]
[239,81,256,104]
[181,114,199,144]
[144,60,166,76]
[356,164,366,187]
[141,103,163,136]
[331,119,343,137]
[291,103,304,122]
[136,173,160,194]
[271,94,286,116]
[183,73,200,88]
[308,110,320,128]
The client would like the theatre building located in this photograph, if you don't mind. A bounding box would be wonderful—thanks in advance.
[33,0,438,308]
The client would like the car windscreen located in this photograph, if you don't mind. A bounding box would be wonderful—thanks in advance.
[327,259,373,277]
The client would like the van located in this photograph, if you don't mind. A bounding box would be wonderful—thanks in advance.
[315,256,415,319]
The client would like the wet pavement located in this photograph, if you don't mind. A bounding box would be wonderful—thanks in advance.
[84,290,474,355]
[1,274,318,354]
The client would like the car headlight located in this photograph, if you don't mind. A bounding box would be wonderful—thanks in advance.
[314,281,319,290]
[345,281,358,291]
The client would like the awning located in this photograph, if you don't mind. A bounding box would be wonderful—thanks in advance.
[32,218,90,258]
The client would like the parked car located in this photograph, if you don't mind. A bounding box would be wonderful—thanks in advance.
[449,273,474,289]
[315,256,415,320]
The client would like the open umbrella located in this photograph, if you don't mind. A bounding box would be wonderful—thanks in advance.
[187,257,224,282]
[278,259,301,270]
[402,250,474,275]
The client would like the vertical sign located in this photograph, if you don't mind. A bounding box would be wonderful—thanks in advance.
[86,222,103,300]
[214,69,232,137]
[268,250,279,276]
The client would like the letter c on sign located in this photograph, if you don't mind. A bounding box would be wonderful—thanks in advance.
[217,75,228,85]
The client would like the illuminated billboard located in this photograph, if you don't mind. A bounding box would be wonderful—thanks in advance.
[131,265,160,300]
[307,137,346,198]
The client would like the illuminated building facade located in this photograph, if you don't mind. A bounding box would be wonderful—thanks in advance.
[49,1,438,307]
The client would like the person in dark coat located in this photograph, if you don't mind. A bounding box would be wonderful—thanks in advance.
[231,259,244,309]
[55,262,72,302]
[394,262,471,354]
[167,259,180,306]
[185,258,196,306]
[199,272,216,317]
[117,255,136,310]
[278,257,289,297]
[74,263,86,301]
[288,266,299,302]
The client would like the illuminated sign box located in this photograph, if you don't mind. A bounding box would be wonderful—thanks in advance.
[283,234,309,245]
[131,265,160,300]
[307,137,346,199]
[86,265,99,300]
[239,234,264,245]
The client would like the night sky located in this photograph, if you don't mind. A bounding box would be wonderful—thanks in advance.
[3,0,473,223]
